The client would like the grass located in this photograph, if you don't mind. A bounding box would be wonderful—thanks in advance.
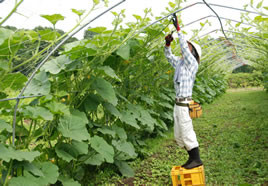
[94,89,268,185]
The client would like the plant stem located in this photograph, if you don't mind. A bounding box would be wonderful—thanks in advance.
[0,0,24,26]
[3,160,13,186]
[26,120,34,148]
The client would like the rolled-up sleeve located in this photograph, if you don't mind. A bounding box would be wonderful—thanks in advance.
[164,46,180,69]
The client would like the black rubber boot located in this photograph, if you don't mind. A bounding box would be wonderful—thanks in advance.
[182,150,192,167]
[184,147,203,169]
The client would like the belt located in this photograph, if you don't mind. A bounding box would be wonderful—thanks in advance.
[175,102,193,111]
[175,102,189,107]
[175,97,192,102]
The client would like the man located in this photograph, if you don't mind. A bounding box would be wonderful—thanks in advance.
[164,15,203,169]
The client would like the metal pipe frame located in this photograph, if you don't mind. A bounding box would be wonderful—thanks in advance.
[183,15,255,28]
[138,2,266,33]
[0,95,44,102]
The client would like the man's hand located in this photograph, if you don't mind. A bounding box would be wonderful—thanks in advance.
[165,34,174,47]
[172,13,181,32]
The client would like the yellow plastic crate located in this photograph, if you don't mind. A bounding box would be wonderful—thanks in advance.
[170,165,205,186]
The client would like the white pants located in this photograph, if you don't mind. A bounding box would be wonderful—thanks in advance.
[173,104,199,151]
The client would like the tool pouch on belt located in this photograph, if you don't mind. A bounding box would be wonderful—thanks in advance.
[188,101,202,119]
[175,100,202,119]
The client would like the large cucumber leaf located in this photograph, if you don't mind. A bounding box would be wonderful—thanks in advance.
[90,135,114,163]
[91,77,118,106]
[58,109,90,141]
[0,144,40,162]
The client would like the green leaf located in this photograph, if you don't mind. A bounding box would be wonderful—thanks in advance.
[137,108,156,131]
[140,95,155,105]
[126,104,140,118]
[84,151,105,166]
[10,162,58,186]
[0,72,27,91]
[93,0,100,5]
[23,162,44,177]
[264,6,268,11]
[116,44,130,60]
[72,140,88,155]
[235,22,241,27]
[169,2,176,8]
[83,94,101,112]
[9,176,39,186]
[38,29,61,41]
[58,109,90,141]
[41,14,65,26]
[90,136,114,163]
[36,162,59,185]
[115,160,134,177]
[112,140,137,158]
[87,27,106,34]
[194,84,205,94]
[133,14,142,21]
[0,59,8,71]
[156,119,168,131]
[22,106,53,120]
[159,93,172,101]
[256,0,263,9]
[56,143,77,162]
[160,112,173,121]
[24,71,51,96]
[0,28,13,46]
[56,141,88,162]
[41,55,72,74]
[46,101,70,115]
[85,43,97,56]
[250,0,253,7]
[24,30,39,42]
[97,127,116,137]
[15,125,28,137]
[0,144,40,162]
[158,101,173,109]
[112,125,127,140]
[98,66,121,82]
[0,119,12,132]
[71,109,88,123]
[91,78,118,106]
[59,175,81,186]
[64,40,83,52]
[103,102,122,118]
[71,9,86,17]
[120,110,140,129]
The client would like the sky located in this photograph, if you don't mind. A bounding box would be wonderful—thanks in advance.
[0,0,267,39]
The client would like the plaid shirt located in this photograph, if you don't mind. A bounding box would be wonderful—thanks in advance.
[164,32,198,98]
